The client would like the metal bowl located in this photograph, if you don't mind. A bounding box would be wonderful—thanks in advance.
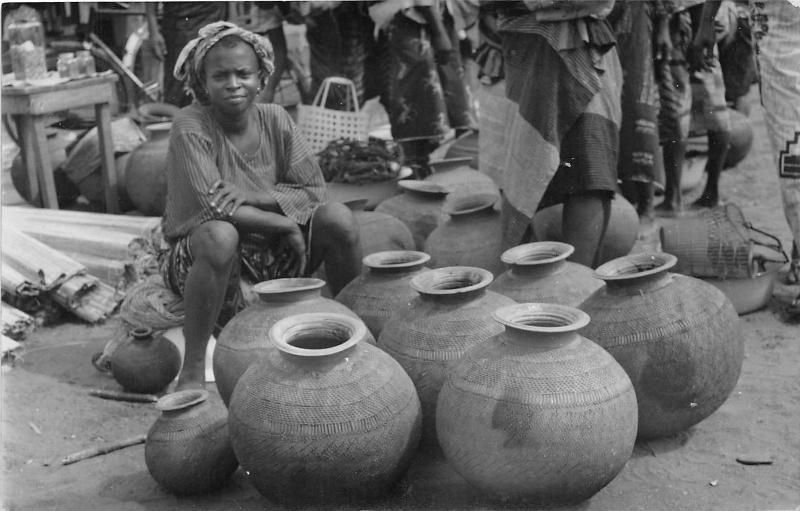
[704,268,779,315]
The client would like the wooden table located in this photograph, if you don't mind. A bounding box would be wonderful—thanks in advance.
[2,74,121,212]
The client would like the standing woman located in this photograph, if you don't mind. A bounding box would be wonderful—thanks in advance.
[160,22,362,390]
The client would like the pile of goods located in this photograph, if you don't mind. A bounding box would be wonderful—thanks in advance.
[317,137,403,184]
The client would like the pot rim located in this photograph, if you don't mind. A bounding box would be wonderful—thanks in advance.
[594,252,678,281]
[253,278,325,295]
[270,312,367,358]
[363,250,431,269]
[410,266,493,295]
[397,179,449,196]
[501,241,574,266]
[493,303,590,332]
[155,389,209,411]
[443,193,498,217]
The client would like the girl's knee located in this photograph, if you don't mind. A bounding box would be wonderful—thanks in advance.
[314,203,359,243]
[190,221,239,270]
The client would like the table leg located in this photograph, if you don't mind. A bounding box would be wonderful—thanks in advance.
[13,115,40,206]
[95,102,120,213]
[31,116,59,209]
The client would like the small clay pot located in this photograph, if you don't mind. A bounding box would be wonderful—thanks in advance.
[109,327,181,394]
[145,389,239,495]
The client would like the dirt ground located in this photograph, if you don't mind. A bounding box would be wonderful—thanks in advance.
[2,88,799,511]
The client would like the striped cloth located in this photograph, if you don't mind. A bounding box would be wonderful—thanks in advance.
[161,102,327,242]
[496,8,622,248]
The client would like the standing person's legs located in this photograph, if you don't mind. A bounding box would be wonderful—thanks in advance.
[656,51,692,213]
[752,0,800,288]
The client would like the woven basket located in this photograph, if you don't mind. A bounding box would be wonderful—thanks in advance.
[297,77,368,155]
[660,204,786,278]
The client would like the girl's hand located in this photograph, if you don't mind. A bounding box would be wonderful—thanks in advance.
[208,180,251,217]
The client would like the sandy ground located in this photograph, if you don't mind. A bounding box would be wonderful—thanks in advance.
[1,89,799,511]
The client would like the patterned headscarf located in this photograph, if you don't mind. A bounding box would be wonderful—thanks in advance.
[173,21,275,103]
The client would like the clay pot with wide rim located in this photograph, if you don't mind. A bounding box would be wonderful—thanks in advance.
[378,266,516,447]
[490,241,603,307]
[580,253,745,439]
[228,312,421,506]
[354,209,416,256]
[425,193,505,275]
[109,326,181,394]
[335,250,431,337]
[437,303,638,505]
[214,277,374,406]
[145,389,239,495]
[375,179,449,250]
[426,160,499,199]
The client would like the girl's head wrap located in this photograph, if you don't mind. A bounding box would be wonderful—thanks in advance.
[173,21,275,104]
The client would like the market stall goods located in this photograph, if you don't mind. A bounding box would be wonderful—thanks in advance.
[490,241,603,307]
[437,303,637,505]
[228,313,421,506]
[145,390,238,495]
[378,266,515,447]
[580,253,745,438]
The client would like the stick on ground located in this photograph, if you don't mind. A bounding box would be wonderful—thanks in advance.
[60,434,146,466]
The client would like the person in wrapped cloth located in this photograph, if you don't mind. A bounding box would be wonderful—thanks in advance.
[159,21,362,390]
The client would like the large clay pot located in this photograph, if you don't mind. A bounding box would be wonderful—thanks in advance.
[425,193,505,275]
[580,253,745,439]
[354,210,416,256]
[213,278,373,406]
[10,153,81,208]
[109,326,181,394]
[490,241,603,307]
[444,132,479,169]
[228,312,421,506]
[724,109,754,169]
[125,137,168,216]
[426,161,499,200]
[437,303,638,505]
[145,389,239,495]
[378,266,516,446]
[375,180,448,250]
[336,250,431,337]
[532,195,639,266]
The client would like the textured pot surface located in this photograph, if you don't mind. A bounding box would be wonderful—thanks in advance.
[378,266,515,446]
[228,313,421,506]
[214,278,371,406]
[580,253,745,439]
[145,390,238,495]
[336,250,430,337]
[375,180,448,250]
[437,303,637,505]
[109,327,181,394]
[425,193,505,275]
[354,210,416,257]
[425,164,498,200]
[490,241,603,306]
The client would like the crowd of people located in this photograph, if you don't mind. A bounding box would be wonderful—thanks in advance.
[144,1,800,389]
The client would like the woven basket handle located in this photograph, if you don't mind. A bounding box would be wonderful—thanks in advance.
[311,76,360,112]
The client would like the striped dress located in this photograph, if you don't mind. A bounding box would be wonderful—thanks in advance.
[162,102,327,243]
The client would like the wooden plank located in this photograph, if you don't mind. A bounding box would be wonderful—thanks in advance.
[31,116,59,208]
[95,102,120,213]
[25,84,115,116]
[2,207,160,237]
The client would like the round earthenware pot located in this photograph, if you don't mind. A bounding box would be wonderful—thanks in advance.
[145,389,238,495]
[109,326,181,394]
[426,161,498,199]
[214,278,373,406]
[354,210,416,256]
[490,241,603,307]
[378,266,515,447]
[425,193,504,275]
[375,179,448,250]
[580,253,745,438]
[336,250,431,337]
[437,303,637,505]
[124,136,168,216]
[228,313,421,506]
